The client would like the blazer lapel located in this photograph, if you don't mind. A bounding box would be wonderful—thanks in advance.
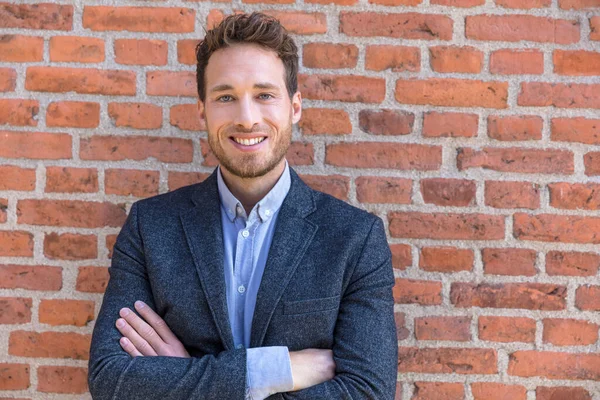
[179,171,235,350]
[250,169,318,348]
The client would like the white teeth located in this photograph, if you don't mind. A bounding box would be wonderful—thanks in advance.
[233,137,265,146]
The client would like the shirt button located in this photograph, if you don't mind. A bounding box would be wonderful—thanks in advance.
[264,209,271,216]
[242,230,249,238]
[238,285,246,294]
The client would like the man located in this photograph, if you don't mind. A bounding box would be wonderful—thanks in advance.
[88,12,397,400]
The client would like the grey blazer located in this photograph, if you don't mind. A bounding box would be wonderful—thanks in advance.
[88,168,398,399]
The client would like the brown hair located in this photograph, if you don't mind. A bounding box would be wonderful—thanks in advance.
[195,12,299,102]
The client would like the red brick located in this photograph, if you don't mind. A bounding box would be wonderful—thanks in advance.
[393,279,442,305]
[49,36,104,63]
[80,135,193,163]
[585,152,600,175]
[576,285,600,311]
[359,110,414,136]
[168,172,210,191]
[0,297,32,324]
[554,50,600,76]
[303,43,358,69]
[430,46,483,73]
[391,244,412,271]
[108,103,162,130]
[466,15,580,44]
[206,9,225,30]
[0,99,38,127]
[177,39,200,65]
[0,4,73,30]
[299,74,385,103]
[365,45,420,72]
[458,147,573,174]
[415,316,471,341]
[299,108,351,135]
[485,181,540,209]
[559,0,600,8]
[478,316,536,343]
[546,251,600,277]
[452,282,566,310]
[0,265,62,291]
[549,182,600,210]
[482,248,537,276]
[114,39,168,66]
[264,11,327,35]
[369,0,420,4]
[0,68,16,91]
[340,12,453,40]
[487,115,542,141]
[0,198,5,223]
[471,383,527,400]
[45,167,98,193]
[592,17,600,40]
[412,382,464,400]
[17,199,126,228]
[537,387,591,400]
[422,112,478,138]
[0,35,43,62]
[39,299,95,327]
[83,6,195,32]
[106,235,116,259]
[0,166,36,191]
[326,143,441,171]
[9,331,90,360]
[0,363,29,390]
[46,101,100,128]
[105,169,160,197]
[307,0,357,4]
[419,247,473,273]
[496,0,551,7]
[44,233,97,261]
[389,212,505,240]
[395,312,410,341]
[356,177,412,204]
[26,67,135,96]
[396,79,508,108]
[170,104,205,131]
[398,347,497,374]
[432,0,484,5]
[38,366,88,394]
[552,117,600,145]
[420,178,476,207]
[518,82,600,109]
[76,266,109,294]
[514,213,600,244]
[508,351,600,380]
[147,71,196,97]
[490,49,544,75]
[300,175,349,201]
[0,232,33,257]
[543,318,598,346]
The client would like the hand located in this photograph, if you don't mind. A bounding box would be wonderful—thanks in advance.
[288,349,336,391]
[116,300,190,358]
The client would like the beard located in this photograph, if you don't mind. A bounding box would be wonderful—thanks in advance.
[207,122,292,179]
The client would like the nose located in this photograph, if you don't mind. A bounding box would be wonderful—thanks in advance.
[234,95,260,130]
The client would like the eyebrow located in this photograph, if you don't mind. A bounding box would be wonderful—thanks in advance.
[209,82,281,93]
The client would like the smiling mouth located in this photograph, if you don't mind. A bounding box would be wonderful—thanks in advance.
[231,137,266,146]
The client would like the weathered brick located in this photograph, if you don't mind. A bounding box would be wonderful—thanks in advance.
[356,177,412,204]
[432,0,485,5]
[575,285,600,311]
[326,143,441,170]
[495,0,551,7]
[0,68,16,91]
[546,251,600,277]
[536,387,592,400]
[45,167,98,193]
[514,213,600,244]
[365,45,420,72]
[369,0,421,4]
[559,0,600,9]
[420,178,476,207]
[76,266,109,294]
[0,265,62,291]
[508,351,600,380]
[592,17,600,41]
[49,36,104,63]
[543,318,598,346]
[17,200,126,228]
[554,50,600,76]
[415,316,471,341]
[393,279,442,305]
[0,99,38,127]
[39,299,95,327]
[422,112,478,138]
[0,363,29,390]
[44,233,97,261]
[482,248,537,276]
[457,147,574,174]
[398,347,497,374]
[168,172,210,191]
[177,39,200,65]
[105,169,160,198]
[0,166,36,191]
[391,244,412,271]
[0,35,43,62]
[395,312,410,341]
[38,366,88,394]
[108,103,162,130]
[170,104,205,131]
[106,235,116,258]
[549,182,600,210]
[359,110,414,136]
[551,117,600,145]
[0,297,32,324]
[585,152,600,176]
[46,101,100,128]
[299,175,349,201]
[490,49,544,75]
[114,39,168,66]
[83,6,195,32]
[0,198,6,223]
[485,181,540,209]
[80,135,193,163]
[9,331,90,360]
[26,67,136,96]
[412,382,464,400]
[487,115,543,141]
[340,12,453,40]
[0,232,33,257]
[147,71,196,97]
[466,15,580,43]
[396,79,508,108]
[0,4,73,30]
[452,282,566,310]
[518,82,600,109]
[303,43,358,69]
[299,74,385,103]
[419,247,473,273]
[478,316,536,343]
[471,383,527,400]
[389,212,505,240]
[429,46,483,73]
[263,11,327,35]
[298,108,351,135]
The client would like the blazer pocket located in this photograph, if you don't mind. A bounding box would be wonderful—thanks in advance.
[283,295,340,315]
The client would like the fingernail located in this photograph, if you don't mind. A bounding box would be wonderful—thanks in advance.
[116,319,125,328]
[120,308,130,317]
[120,337,128,345]
[134,301,145,309]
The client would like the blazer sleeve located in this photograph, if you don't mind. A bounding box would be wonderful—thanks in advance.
[88,202,247,400]
[279,216,398,400]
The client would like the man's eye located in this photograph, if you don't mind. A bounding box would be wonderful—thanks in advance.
[217,95,233,102]
[258,93,274,100]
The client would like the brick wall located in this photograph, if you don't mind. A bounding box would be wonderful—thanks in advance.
[1,1,599,399]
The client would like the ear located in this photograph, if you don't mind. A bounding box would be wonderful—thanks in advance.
[197,99,206,120]
[291,91,302,124]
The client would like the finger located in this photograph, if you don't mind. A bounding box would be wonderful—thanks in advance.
[119,336,143,357]
[133,301,178,344]
[116,317,158,356]
[119,307,165,353]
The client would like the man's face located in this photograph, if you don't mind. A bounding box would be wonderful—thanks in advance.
[198,43,301,179]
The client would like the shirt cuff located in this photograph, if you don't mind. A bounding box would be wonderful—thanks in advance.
[246,346,294,400]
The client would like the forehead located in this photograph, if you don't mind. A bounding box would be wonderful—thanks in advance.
[205,43,286,90]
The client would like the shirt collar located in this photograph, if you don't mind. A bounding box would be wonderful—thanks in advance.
[217,161,291,223]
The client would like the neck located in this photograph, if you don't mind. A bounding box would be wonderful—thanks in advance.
[219,160,286,215]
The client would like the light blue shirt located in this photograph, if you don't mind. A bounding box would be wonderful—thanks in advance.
[217,163,294,400]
